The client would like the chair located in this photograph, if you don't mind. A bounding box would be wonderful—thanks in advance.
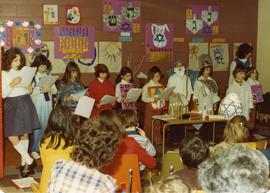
[255,140,267,150]
[102,154,141,193]
[239,142,256,149]
[161,150,184,179]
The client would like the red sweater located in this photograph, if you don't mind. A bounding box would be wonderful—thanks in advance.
[88,78,115,117]
[116,137,157,169]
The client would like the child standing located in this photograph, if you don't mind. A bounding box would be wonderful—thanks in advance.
[2,47,39,177]
[56,61,84,111]
[30,54,57,159]
[88,64,115,117]
[115,66,136,110]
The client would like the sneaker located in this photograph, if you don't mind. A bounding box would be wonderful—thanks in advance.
[31,152,40,160]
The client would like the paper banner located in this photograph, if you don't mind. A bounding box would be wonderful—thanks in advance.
[186,5,219,35]
[210,43,229,71]
[66,4,81,25]
[103,0,141,33]
[54,26,94,59]
[43,5,58,25]
[145,23,174,63]
[0,20,42,54]
[188,42,208,71]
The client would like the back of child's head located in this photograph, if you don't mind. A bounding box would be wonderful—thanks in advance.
[233,63,246,78]
[41,105,74,150]
[179,135,209,169]
[31,54,52,71]
[115,66,133,84]
[2,47,25,71]
[71,113,123,169]
[149,175,191,193]
[118,109,138,129]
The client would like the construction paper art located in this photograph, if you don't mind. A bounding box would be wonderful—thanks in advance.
[251,85,264,104]
[188,43,208,71]
[43,5,58,25]
[66,4,81,25]
[210,43,229,71]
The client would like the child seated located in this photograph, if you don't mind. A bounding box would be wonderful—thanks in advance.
[118,109,156,171]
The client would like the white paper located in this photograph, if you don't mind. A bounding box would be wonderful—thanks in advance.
[100,95,116,105]
[11,177,38,189]
[71,89,88,101]
[17,66,37,87]
[74,96,95,118]
[136,72,148,79]
[126,88,143,102]
[159,86,176,99]
[36,75,59,87]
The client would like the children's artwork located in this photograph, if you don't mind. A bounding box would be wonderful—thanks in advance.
[103,0,141,33]
[54,26,95,59]
[43,5,58,25]
[99,41,122,72]
[251,85,264,104]
[66,4,81,25]
[145,23,174,63]
[210,43,229,71]
[186,5,219,35]
[188,43,208,71]
[120,84,136,110]
[0,20,42,54]
[148,86,166,110]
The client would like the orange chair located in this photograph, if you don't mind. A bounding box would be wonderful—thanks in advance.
[255,140,268,150]
[102,154,141,193]
[239,142,256,149]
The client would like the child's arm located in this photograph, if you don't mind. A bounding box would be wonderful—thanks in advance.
[2,71,21,98]
[136,128,156,156]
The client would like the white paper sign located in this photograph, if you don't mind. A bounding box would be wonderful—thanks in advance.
[74,96,95,118]
[11,177,38,189]
[126,88,143,102]
[100,95,116,105]
[37,75,59,87]
[159,86,176,99]
[136,72,148,79]
[17,66,37,87]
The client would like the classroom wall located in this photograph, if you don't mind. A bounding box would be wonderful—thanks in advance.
[0,0,258,95]
[257,0,270,93]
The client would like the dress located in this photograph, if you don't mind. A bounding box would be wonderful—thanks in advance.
[31,72,57,152]
[88,78,115,117]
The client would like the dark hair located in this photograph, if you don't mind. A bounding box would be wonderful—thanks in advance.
[198,66,213,78]
[94,63,110,78]
[179,135,209,168]
[62,61,81,84]
[233,64,246,78]
[115,66,133,84]
[118,109,138,128]
[41,105,75,150]
[71,111,123,169]
[31,54,52,71]
[245,67,258,81]
[148,66,163,80]
[236,43,253,59]
[71,114,87,131]
[2,47,25,71]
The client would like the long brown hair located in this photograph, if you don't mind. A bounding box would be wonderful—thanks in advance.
[2,47,25,71]
[62,61,81,84]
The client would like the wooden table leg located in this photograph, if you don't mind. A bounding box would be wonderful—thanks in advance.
[212,122,216,142]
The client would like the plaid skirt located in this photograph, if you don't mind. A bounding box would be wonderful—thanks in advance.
[4,94,40,137]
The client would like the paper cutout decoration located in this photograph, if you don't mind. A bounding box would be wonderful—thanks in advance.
[251,85,264,104]
[43,5,58,25]
[145,23,174,63]
[186,5,219,35]
[54,26,94,59]
[66,4,81,25]
[120,84,136,110]
[103,0,141,33]
[188,43,208,71]
[0,20,42,54]
[210,43,229,71]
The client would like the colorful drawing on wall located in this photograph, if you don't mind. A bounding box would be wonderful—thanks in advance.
[251,84,264,104]
[186,5,219,35]
[43,5,58,25]
[0,20,42,54]
[103,0,141,33]
[42,41,99,73]
[210,43,229,71]
[188,43,208,71]
[145,23,173,63]
[54,26,94,59]
[99,41,122,72]
[66,4,81,25]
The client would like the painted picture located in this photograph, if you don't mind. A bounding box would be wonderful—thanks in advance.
[188,43,208,71]
[66,4,81,25]
[251,84,264,104]
[148,86,166,110]
[210,43,229,71]
[43,5,58,25]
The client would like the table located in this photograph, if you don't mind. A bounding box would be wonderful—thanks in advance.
[151,115,227,159]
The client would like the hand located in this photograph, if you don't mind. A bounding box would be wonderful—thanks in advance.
[194,99,199,106]
[123,98,129,104]
[96,103,101,109]
[9,76,22,88]
[41,87,47,93]
[64,96,74,102]
[171,92,177,97]
[45,87,52,93]
[26,85,33,93]
[136,128,146,137]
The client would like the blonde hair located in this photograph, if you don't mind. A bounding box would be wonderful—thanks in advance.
[224,115,249,143]
[149,175,190,193]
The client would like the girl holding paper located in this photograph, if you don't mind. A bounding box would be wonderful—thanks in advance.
[88,64,115,117]
[30,54,57,159]
[56,61,84,111]
[2,47,40,177]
